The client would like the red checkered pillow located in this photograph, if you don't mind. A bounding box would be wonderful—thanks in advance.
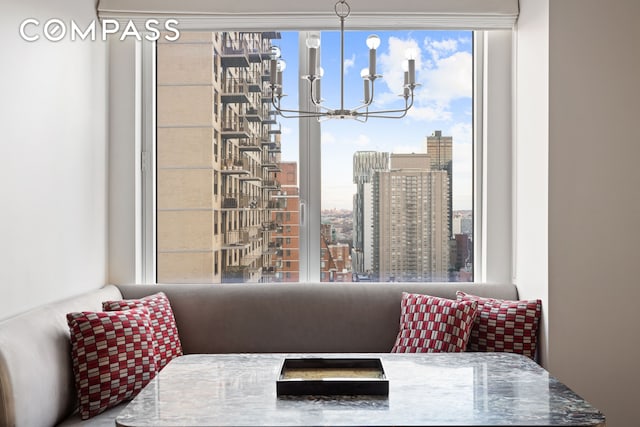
[67,309,157,420]
[391,293,478,353]
[103,292,183,370]
[456,291,542,359]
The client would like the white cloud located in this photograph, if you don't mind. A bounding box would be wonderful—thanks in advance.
[322,131,337,145]
[343,54,356,75]
[324,132,370,147]
[373,36,471,123]
[451,144,473,211]
[444,121,474,210]
[425,38,458,58]
[407,106,452,122]
[354,134,370,146]
[379,37,421,97]
[419,51,472,106]
[447,122,472,145]
[281,126,293,136]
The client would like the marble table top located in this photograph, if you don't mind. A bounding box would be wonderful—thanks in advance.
[116,353,606,426]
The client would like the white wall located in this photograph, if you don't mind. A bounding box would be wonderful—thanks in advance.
[0,0,108,320]
[513,0,550,365]
[547,1,640,426]
[516,0,640,425]
[108,37,142,285]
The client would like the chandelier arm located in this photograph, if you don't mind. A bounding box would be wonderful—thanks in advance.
[272,104,330,117]
[367,77,377,107]
[356,110,409,119]
[270,89,327,117]
[277,111,333,119]
[355,92,416,116]
[309,78,322,106]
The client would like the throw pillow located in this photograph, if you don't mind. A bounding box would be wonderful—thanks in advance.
[67,309,157,420]
[456,291,542,359]
[103,292,183,370]
[391,293,478,353]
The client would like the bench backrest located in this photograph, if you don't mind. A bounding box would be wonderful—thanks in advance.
[118,282,519,354]
[0,285,123,427]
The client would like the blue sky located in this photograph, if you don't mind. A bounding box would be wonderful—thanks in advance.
[274,30,473,211]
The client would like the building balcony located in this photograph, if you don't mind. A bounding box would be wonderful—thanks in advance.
[223,229,252,248]
[268,141,281,153]
[239,175,262,183]
[242,106,262,122]
[261,88,274,103]
[239,251,262,269]
[261,266,277,276]
[268,124,281,134]
[262,221,283,232]
[266,198,286,210]
[245,73,263,92]
[220,45,250,68]
[222,193,262,210]
[262,112,277,125]
[248,48,274,64]
[221,80,250,104]
[261,154,279,168]
[262,180,281,192]
[221,158,251,174]
[223,227,262,250]
[238,138,262,152]
[221,118,251,139]
[222,265,250,283]
[262,241,282,255]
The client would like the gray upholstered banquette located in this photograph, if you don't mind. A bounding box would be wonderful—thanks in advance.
[0,282,519,426]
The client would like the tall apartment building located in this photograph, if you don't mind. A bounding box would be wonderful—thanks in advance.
[374,154,450,282]
[156,31,284,283]
[425,130,453,239]
[352,151,389,274]
[268,161,300,282]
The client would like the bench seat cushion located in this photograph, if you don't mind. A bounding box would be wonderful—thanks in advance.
[56,402,128,426]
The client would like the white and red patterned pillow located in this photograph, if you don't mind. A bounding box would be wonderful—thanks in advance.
[456,291,542,359]
[67,309,157,420]
[103,292,183,370]
[391,293,478,353]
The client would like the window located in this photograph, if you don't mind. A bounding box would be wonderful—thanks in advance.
[152,28,497,284]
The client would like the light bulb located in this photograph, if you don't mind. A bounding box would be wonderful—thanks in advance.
[277,59,286,72]
[366,34,381,50]
[270,46,281,59]
[405,47,419,60]
[360,68,370,79]
[306,34,321,49]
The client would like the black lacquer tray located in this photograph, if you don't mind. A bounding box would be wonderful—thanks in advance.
[276,358,389,396]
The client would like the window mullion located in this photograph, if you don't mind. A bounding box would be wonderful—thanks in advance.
[298,31,321,282]
[141,38,156,284]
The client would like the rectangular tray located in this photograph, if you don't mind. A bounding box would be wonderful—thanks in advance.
[276,358,388,396]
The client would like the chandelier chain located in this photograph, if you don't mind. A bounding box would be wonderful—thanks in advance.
[335,0,351,19]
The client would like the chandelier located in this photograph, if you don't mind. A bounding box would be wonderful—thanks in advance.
[268,0,419,121]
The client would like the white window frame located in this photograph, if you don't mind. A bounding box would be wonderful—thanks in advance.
[108,24,514,285]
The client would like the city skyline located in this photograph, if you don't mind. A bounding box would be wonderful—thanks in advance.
[155,30,474,284]
[274,30,473,211]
